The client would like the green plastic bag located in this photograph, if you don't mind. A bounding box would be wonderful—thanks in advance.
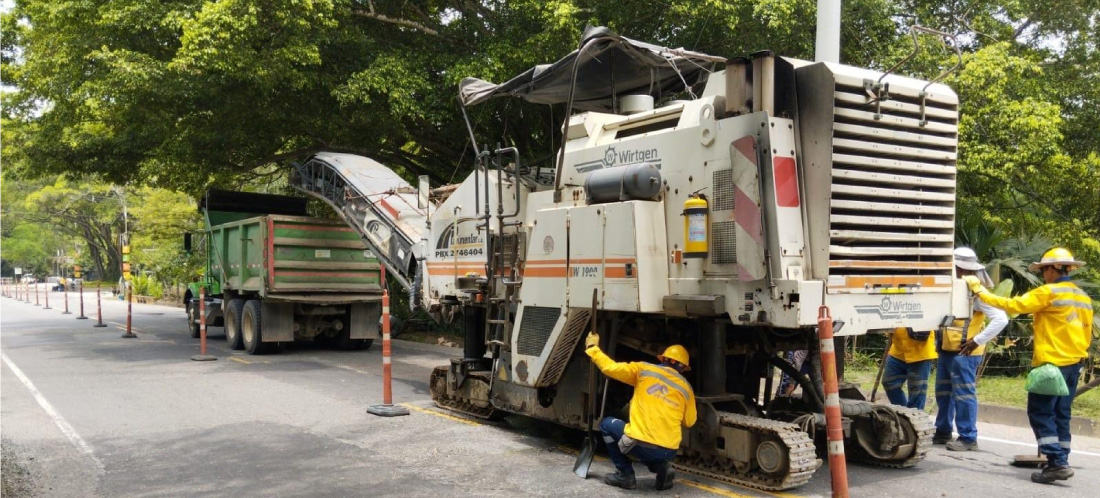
[1026,363,1070,396]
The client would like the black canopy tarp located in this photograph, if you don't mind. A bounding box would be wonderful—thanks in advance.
[459,26,726,112]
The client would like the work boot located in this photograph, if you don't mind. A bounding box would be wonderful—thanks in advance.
[946,439,978,451]
[604,471,637,490]
[932,433,953,445]
[654,467,676,491]
[1031,465,1074,484]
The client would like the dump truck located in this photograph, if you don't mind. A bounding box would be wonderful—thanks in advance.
[291,26,970,490]
[185,190,384,354]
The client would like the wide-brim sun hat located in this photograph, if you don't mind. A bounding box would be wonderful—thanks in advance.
[953,247,986,271]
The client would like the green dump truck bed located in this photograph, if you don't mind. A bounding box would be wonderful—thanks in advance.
[210,215,382,300]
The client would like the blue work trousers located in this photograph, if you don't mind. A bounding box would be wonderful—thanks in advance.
[599,417,678,476]
[1028,362,1082,467]
[934,352,981,443]
[883,357,932,410]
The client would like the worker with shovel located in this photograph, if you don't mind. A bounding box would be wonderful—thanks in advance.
[964,247,1093,484]
[584,332,697,491]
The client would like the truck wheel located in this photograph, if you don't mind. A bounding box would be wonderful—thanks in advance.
[357,339,373,350]
[224,299,245,350]
[186,300,201,339]
[242,300,269,355]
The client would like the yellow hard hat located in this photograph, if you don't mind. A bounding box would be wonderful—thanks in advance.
[658,345,690,371]
[1028,247,1087,272]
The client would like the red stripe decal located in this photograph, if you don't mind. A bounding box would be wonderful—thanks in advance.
[733,186,763,245]
[732,136,757,166]
[773,157,800,207]
[737,264,756,282]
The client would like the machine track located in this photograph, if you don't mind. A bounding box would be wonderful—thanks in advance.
[676,413,820,491]
[429,366,503,420]
[850,406,934,468]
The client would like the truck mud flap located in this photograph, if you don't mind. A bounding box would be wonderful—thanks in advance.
[350,302,381,340]
[261,301,294,342]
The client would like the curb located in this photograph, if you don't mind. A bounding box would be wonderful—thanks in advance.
[969,403,1100,437]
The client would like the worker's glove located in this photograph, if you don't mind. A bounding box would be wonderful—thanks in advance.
[584,331,600,350]
[962,275,987,295]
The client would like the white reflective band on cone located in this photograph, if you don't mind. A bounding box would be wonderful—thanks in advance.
[383,306,390,314]
[382,356,391,365]
[828,440,845,454]
[825,393,841,406]
[820,339,835,353]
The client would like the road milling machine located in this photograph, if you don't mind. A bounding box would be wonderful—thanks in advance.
[291,26,969,491]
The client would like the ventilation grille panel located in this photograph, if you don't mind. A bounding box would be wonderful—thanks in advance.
[517,306,561,356]
[711,221,737,264]
[712,169,734,211]
[826,79,958,278]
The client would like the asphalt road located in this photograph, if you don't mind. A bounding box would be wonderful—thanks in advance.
[3,291,1100,498]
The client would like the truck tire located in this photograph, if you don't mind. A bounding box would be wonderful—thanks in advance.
[224,299,245,350]
[186,300,201,339]
[242,299,270,355]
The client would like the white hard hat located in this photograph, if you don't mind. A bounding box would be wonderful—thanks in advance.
[953,247,985,271]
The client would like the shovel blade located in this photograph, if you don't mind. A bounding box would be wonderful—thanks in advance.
[573,438,597,478]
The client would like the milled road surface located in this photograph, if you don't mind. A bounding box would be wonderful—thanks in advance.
[3,291,1100,498]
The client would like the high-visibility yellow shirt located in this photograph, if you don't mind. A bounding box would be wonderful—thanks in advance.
[888,327,938,362]
[586,346,697,450]
[978,281,1094,367]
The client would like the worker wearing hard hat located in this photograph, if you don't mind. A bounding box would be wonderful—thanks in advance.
[584,332,697,491]
[935,247,1008,451]
[881,326,937,410]
[964,247,1093,484]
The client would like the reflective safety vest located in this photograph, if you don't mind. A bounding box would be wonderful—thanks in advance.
[888,327,938,362]
[979,280,1094,367]
[587,347,697,449]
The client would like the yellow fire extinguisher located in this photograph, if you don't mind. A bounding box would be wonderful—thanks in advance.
[683,194,708,258]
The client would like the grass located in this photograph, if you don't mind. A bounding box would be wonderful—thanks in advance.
[845,361,1100,420]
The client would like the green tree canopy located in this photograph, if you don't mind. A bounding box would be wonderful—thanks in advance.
[2,0,1098,265]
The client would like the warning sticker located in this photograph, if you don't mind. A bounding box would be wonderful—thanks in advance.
[315,249,331,259]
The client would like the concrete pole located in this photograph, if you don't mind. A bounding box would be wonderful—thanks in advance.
[815,0,841,63]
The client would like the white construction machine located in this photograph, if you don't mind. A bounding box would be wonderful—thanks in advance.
[292,26,967,490]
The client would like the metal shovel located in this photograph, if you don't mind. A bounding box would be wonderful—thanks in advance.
[573,291,602,478]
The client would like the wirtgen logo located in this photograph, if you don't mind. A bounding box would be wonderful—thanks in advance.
[575,146,661,173]
[854,297,924,320]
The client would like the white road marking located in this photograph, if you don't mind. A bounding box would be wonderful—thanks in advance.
[2,353,103,470]
[977,435,1100,458]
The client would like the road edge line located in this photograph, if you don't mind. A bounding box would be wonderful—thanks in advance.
[1,352,103,470]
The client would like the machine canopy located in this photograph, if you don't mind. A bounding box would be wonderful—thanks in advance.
[459,25,726,111]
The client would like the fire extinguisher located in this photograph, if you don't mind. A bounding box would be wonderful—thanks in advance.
[683,194,708,259]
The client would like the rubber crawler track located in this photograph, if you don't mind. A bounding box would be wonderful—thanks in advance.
[850,406,934,468]
[429,366,502,420]
[675,413,820,491]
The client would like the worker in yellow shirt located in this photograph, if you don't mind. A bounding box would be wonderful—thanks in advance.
[882,326,937,410]
[584,332,697,491]
[964,247,1093,484]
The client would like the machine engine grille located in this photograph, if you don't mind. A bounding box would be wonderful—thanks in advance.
[517,306,561,356]
[825,77,958,280]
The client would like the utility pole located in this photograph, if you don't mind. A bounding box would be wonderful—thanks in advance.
[815,0,841,63]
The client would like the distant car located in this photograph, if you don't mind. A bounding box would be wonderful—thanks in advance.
[21,276,36,284]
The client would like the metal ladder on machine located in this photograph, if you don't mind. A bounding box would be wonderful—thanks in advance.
[453,146,526,388]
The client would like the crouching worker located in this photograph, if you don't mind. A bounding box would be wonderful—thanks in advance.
[584,332,696,491]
